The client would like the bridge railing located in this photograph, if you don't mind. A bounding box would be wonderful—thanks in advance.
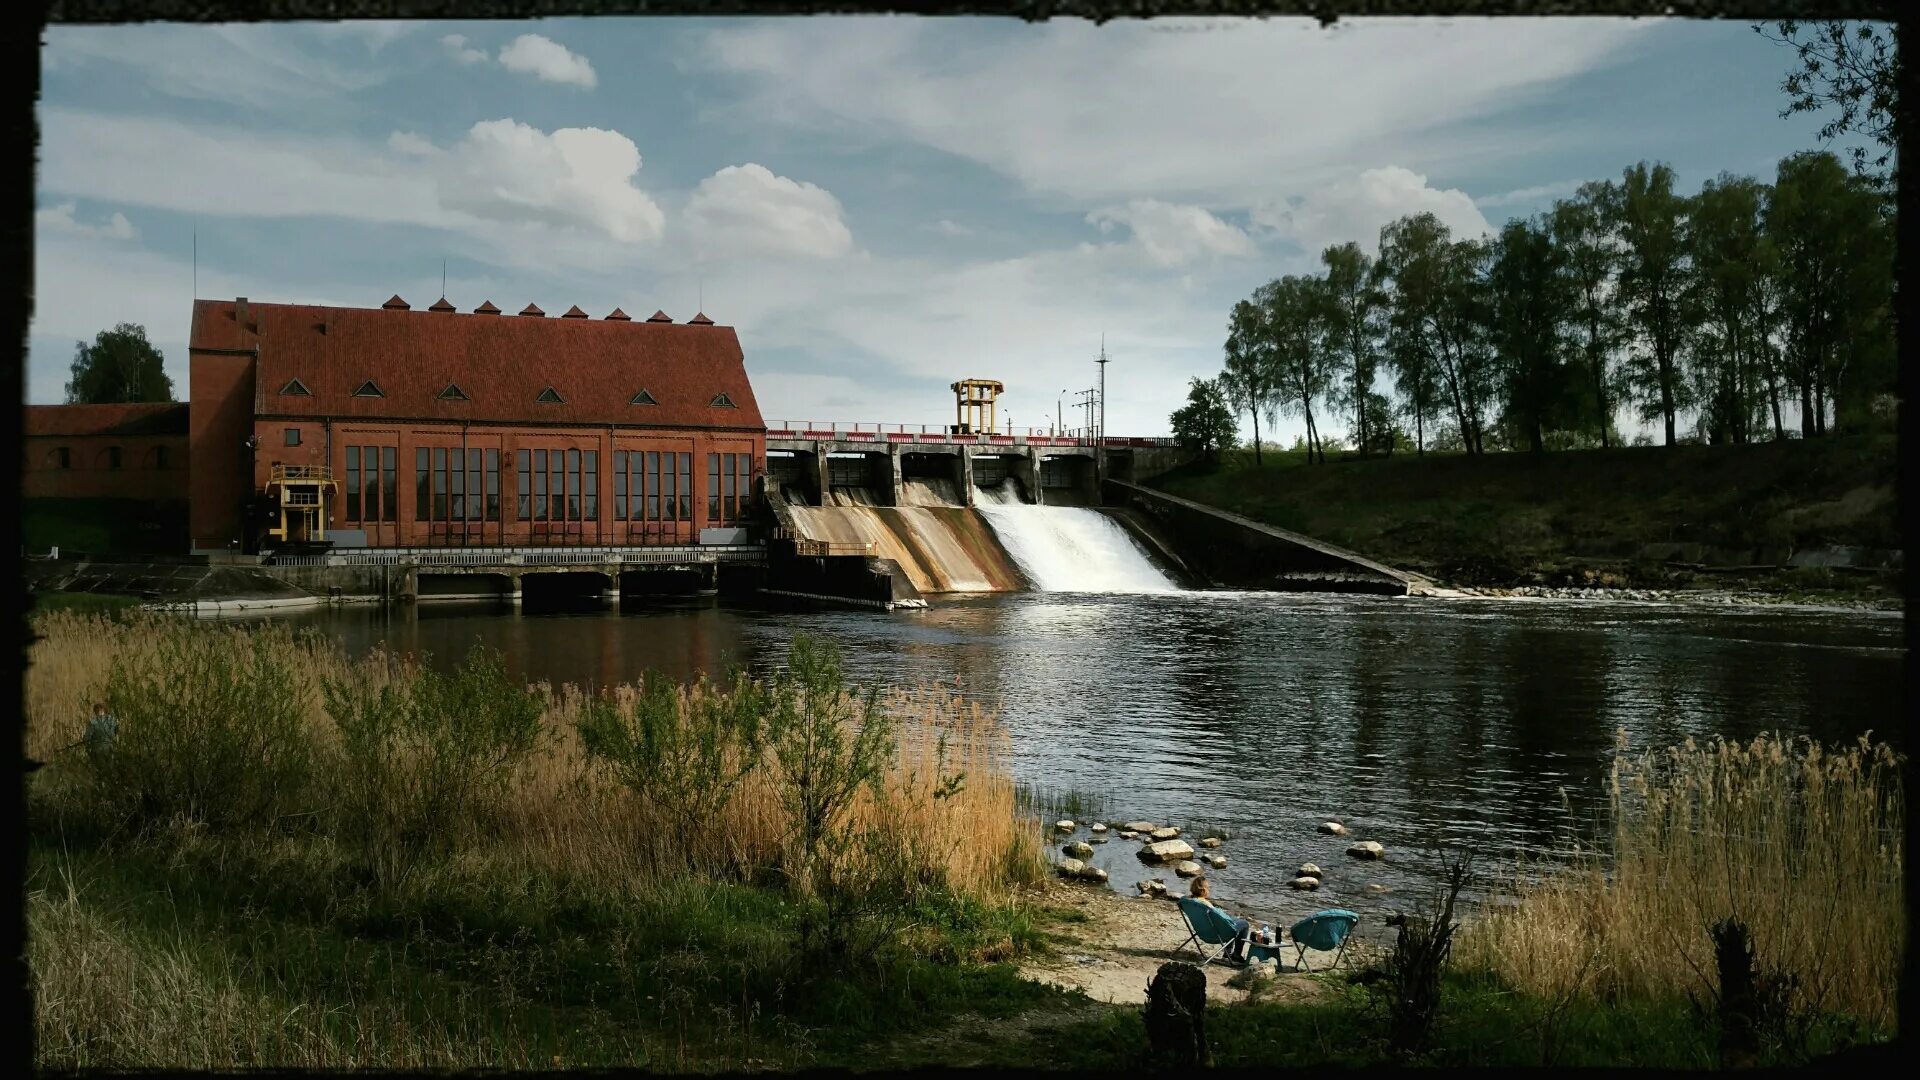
[765,422,1176,448]
[298,545,767,567]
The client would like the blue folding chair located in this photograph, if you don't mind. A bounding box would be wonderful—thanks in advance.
[1288,909,1360,972]
[1174,897,1250,967]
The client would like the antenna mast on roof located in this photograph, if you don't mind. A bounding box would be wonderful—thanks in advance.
[192,225,197,301]
[442,260,446,299]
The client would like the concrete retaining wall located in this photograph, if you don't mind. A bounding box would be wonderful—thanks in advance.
[1105,480,1422,595]
[761,552,926,610]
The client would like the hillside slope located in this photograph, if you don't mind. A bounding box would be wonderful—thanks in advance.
[1149,436,1898,596]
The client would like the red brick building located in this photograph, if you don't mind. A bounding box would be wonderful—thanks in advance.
[22,403,190,501]
[188,295,766,553]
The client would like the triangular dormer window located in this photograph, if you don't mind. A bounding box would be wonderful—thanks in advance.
[439,383,469,401]
[710,392,737,408]
[352,380,385,398]
[279,378,312,397]
[630,389,658,406]
[536,386,565,404]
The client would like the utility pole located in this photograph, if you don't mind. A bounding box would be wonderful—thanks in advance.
[1095,335,1110,485]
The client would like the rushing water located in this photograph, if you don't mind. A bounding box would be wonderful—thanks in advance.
[976,504,1178,593]
[270,589,1902,934]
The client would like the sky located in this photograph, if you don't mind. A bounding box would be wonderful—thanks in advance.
[30,16,1861,442]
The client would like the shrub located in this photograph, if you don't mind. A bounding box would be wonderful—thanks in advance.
[573,670,769,875]
[762,635,896,898]
[322,644,543,869]
[91,622,318,831]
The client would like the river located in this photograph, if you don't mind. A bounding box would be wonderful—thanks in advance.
[267,588,1902,932]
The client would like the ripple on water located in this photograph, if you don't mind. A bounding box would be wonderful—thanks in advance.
[269,589,1900,915]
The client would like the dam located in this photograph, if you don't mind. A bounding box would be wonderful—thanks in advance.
[776,469,1179,598]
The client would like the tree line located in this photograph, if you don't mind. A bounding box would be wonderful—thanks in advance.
[1172,150,1894,462]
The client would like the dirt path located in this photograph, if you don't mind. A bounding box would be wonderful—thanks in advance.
[1017,880,1357,1007]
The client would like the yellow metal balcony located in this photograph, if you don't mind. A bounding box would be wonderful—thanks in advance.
[269,464,336,485]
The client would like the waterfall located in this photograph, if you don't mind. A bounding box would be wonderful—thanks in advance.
[974,504,1179,594]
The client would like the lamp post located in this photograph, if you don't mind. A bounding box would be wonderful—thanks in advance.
[1057,390,1068,437]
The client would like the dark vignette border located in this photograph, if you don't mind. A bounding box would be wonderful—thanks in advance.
[6,1,1911,1075]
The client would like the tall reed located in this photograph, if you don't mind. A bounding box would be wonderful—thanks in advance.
[25,611,1043,899]
[1457,729,1904,1031]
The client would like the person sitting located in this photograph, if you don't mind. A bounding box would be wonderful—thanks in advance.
[1188,876,1269,961]
[84,702,118,759]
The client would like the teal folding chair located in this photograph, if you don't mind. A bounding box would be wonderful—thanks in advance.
[1288,909,1360,972]
[1174,897,1249,967]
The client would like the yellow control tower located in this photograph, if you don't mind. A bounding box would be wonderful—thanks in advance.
[264,464,339,545]
[950,378,1004,435]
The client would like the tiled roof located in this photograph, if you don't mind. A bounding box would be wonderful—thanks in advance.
[428,297,456,312]
[474,300,501,314]
[689,312,715,326]
[519,303,545,317]
[606,308,631,321]
[190,298,764,430]
[646,310,673,323]
[26,402,190,437]
[561,305,589,319]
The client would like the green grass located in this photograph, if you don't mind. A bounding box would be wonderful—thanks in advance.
[1153,435,1897,592]
[26,824,1061,1070]
[29,592,146,616]
[876,969,1878,1069]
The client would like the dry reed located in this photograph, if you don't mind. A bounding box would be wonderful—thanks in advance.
[1457,728,1904,1031]
[26,611,1046,1069]
[25,611,1043,899]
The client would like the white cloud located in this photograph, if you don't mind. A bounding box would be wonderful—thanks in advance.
[387,130,440,156]
[42,25,396,111]
[426,120,663,243]
[701,17,1651,206]
[313,21,418,52]
[933,219,973,237]
[684,163,853,261]
[497,34,597,89]
[1251,166,1493,255]
[440,33,489,65]
[1475,177,1591,209]
[40,107,451,227]
[1085,199,1254,267]
[39,107,665,250]
[36,201,137,241]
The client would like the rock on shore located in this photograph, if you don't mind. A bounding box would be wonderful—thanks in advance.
[1346,841,1386,860]
[1319,821,1349,836]
[1063,841,1095,858]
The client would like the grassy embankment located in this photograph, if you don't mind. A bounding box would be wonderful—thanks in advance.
[25,497,189,556]
[25,613,1903,1068]
[1151,434,1898,601]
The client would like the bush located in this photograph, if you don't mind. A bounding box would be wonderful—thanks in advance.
[574,670,769,875]
[91,622,318,831]
[322,644,543,868]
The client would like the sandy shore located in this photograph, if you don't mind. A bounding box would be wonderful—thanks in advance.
[1016,880,1364,1007]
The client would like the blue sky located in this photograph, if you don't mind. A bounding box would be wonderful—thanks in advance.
[31,16,1859,441]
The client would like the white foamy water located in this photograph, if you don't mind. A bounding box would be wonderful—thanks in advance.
[976,505,1179,594]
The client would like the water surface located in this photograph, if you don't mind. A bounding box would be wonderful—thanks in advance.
[273,592,1901,930]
